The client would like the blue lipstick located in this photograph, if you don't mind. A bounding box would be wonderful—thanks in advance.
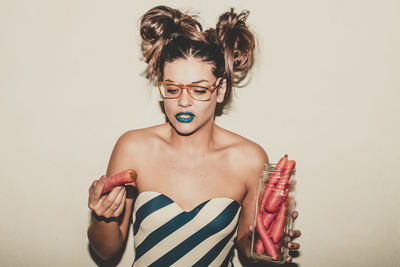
[175,112,195,123]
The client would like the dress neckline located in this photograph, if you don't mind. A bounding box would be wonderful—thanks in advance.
[136,190,241,213]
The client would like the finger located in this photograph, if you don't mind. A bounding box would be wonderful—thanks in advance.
[90,176,107,205]
[288,242,300,250]
[88,179,105,209]
[88,180,98,202]
[289,229,302,238]
[112,189,127,217]
[248,224,255,233]
[89,180,98,191]
[114,186,126,207]
[286,255,293,262]
[291,210,298,220]
[95,175,107,196]
[101,186,125,217]
[103,186,124,208]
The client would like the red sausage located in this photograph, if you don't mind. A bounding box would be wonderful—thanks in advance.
[255,238,265,254]
[265,160,295,213]
[101,169,137,195]
[269,201,288,243]
[256,212,278,260]
[262,212,276,230]
[259,155,288,212]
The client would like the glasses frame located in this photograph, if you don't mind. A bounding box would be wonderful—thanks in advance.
[157,77,222,101]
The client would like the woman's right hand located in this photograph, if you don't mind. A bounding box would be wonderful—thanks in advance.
[88,176,127,219]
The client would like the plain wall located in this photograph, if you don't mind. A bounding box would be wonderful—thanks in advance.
[1,0,399,266]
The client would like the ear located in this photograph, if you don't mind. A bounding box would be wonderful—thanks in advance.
[216,79,227,103]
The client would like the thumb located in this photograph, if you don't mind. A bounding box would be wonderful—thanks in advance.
[100,175,107,183]
[94,175,107,197]
[248,224,255,233]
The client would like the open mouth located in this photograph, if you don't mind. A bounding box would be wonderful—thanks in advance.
[175,112,195,123]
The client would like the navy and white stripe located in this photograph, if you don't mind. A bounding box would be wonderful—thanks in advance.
[132,191,241,267]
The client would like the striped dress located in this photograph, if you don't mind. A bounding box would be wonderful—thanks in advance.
[132,191,242,267]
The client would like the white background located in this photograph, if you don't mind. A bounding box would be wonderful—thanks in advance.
[1,0,399,266]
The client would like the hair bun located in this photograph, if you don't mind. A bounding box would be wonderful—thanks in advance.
[141,6,177,43]
[216,8,255,85]
[141,6,204,42]
[140,6,205,80]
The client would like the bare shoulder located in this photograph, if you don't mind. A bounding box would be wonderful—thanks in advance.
[217,127,269,177]
[106,124,167,176]
[115,124,169,149]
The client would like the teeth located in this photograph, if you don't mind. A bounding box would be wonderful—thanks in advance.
[179,114,191,118]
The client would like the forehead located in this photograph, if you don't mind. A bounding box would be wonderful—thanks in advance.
[163,57,215,83]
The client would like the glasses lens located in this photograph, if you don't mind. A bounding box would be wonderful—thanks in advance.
[189,86,211,101]
[161,84,181,98]
[159,83,213,101]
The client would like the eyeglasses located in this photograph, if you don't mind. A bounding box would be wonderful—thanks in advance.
[157,78,222,101]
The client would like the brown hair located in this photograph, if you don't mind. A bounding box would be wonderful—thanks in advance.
[140,5,255,113]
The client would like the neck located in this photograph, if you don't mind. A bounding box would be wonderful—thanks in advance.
[168,120,217,155]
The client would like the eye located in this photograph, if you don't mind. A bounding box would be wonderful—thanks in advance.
[164,85,181,95]
[190,86,208,95]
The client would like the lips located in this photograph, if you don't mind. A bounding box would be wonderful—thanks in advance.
[175,112,195,123]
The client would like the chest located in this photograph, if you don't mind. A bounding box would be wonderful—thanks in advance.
[135,150,246,208]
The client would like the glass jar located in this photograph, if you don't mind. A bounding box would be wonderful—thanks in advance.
[250,162,296,264]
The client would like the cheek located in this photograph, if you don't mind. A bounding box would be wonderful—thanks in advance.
[161,102,175,122]
[163,101,175,113]
[199,102,217,116]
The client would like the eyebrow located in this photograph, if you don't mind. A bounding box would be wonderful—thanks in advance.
[164,79,210,84]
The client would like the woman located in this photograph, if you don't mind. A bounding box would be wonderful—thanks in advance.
[88,5,300,266]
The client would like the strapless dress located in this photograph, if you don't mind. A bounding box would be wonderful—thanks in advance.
[131,191,241,267]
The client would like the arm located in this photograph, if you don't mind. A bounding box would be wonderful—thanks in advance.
[87,132,137,260]
[236,145,269,260]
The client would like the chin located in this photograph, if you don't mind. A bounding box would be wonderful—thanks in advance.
[170,122,197,136]
[167,118,199,135]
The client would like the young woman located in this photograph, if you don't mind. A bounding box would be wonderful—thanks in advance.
[88,5,300,266]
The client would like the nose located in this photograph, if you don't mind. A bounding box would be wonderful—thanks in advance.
[177,88,193,107]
